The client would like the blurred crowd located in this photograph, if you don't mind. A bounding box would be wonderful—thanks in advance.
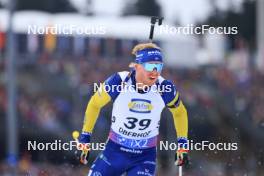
[0,39,264,175]
[0,153,88,176]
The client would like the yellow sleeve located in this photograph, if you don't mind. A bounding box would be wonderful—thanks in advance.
[168,101,188,138]
[82,83,111,133]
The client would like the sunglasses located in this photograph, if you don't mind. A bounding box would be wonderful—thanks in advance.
[142,63,164,73]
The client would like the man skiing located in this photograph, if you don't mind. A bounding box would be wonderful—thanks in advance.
[78,42,189,176]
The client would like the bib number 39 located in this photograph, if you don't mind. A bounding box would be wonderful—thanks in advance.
[124,117,151,130]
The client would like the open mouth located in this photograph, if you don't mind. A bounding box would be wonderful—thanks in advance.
[149,76,156,81]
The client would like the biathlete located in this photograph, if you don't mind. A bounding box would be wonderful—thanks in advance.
[77,43,189,176]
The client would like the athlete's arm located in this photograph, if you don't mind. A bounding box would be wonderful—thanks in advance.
[167,97,188,139]
[77,73,122,164]
[77,83,111,164]
[169,99,189,166]
[161,79,189,166]
[82,83,111,133]
[82,72,123,133]
[160,80,188,138]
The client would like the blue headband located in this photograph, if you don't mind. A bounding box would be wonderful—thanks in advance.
[135,48,163,63]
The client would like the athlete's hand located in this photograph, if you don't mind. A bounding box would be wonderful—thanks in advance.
[175,137,189,166]
[72,131,91,165]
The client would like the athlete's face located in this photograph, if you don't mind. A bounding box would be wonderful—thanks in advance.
[135,61,163,86]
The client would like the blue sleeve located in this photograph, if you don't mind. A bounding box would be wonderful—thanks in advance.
[160,80,180,108]
[104,73,122,101]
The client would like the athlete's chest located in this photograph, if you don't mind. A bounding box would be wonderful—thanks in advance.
[112,86,165,116]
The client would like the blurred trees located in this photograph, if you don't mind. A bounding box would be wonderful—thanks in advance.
[16,0,77,13]
[123,0,162,17]
[201,0,256,50]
